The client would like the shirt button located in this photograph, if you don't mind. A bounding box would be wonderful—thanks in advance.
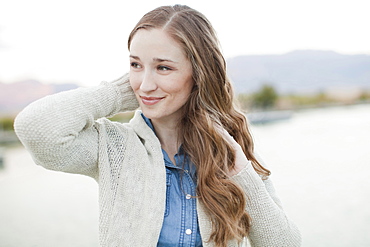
[186,194,192,199]
[185,229,192,235]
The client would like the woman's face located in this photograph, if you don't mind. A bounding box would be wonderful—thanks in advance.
[129,28,194,123]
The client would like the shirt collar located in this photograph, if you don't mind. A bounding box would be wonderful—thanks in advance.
[141,113,155,132]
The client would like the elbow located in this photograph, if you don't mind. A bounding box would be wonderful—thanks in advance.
[278,223,302,247]
[249,219,302,247]
[13,108,32,145]
[14,106,55,152]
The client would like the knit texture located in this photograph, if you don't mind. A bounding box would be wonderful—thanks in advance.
[14,74,301,247]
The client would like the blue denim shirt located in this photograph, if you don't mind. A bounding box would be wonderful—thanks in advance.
[142,114,202,247]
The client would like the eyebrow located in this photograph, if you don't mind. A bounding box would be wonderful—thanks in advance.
[153,58,178,63]
[130,55,178,63]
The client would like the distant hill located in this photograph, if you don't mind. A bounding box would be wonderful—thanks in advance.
[1,50,369,115]
[0,80,78,116]
[227,50,370,94]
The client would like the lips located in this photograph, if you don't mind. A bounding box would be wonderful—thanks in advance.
[140,96,165,105]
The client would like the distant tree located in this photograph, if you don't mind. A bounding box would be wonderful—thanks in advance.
[358,91,370,101]
[108,112,135,123]
[252,84,278,109]
[0,117,15,131]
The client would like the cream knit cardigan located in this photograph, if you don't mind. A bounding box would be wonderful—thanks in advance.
[14,74,301,247]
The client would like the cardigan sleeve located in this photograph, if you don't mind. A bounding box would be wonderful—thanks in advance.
[14,74,139,179]
[230,156,302,247]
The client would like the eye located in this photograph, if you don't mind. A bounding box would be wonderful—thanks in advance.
[157,65,172,71]
[130,62,142,69]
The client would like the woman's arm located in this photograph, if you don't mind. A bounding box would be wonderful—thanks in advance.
[219,128,301,246]
[14,74,139,179]
[231,162,301,247]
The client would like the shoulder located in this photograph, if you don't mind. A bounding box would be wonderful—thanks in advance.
[95,111,151,139]
[95,117,135,136]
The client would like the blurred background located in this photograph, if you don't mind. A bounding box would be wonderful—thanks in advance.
[1,0,369,246]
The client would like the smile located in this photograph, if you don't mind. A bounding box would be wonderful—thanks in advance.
[140,96,165,105]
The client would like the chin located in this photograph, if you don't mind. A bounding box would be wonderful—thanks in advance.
[140,108,161,119]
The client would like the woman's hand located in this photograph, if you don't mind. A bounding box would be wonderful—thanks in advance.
[216,126,249,177]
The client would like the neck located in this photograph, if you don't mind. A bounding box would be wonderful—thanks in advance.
[151,118,181,162]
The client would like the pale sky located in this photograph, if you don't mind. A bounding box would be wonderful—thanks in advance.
[0,0,369,86]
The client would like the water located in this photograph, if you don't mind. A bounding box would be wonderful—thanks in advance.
[251,104,370,247]
[0,148,99,246]
[1,104,369,246]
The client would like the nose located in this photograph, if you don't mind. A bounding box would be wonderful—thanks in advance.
[140,71,157,93]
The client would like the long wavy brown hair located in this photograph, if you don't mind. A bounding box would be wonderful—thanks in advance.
[128,5,270,247]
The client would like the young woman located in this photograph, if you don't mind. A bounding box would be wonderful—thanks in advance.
[15,5,301,247]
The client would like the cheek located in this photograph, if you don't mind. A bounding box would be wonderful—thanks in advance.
[174,81,193,101]
[170,73,194,93]
[129,74,140,92]
[182,77,195,95]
